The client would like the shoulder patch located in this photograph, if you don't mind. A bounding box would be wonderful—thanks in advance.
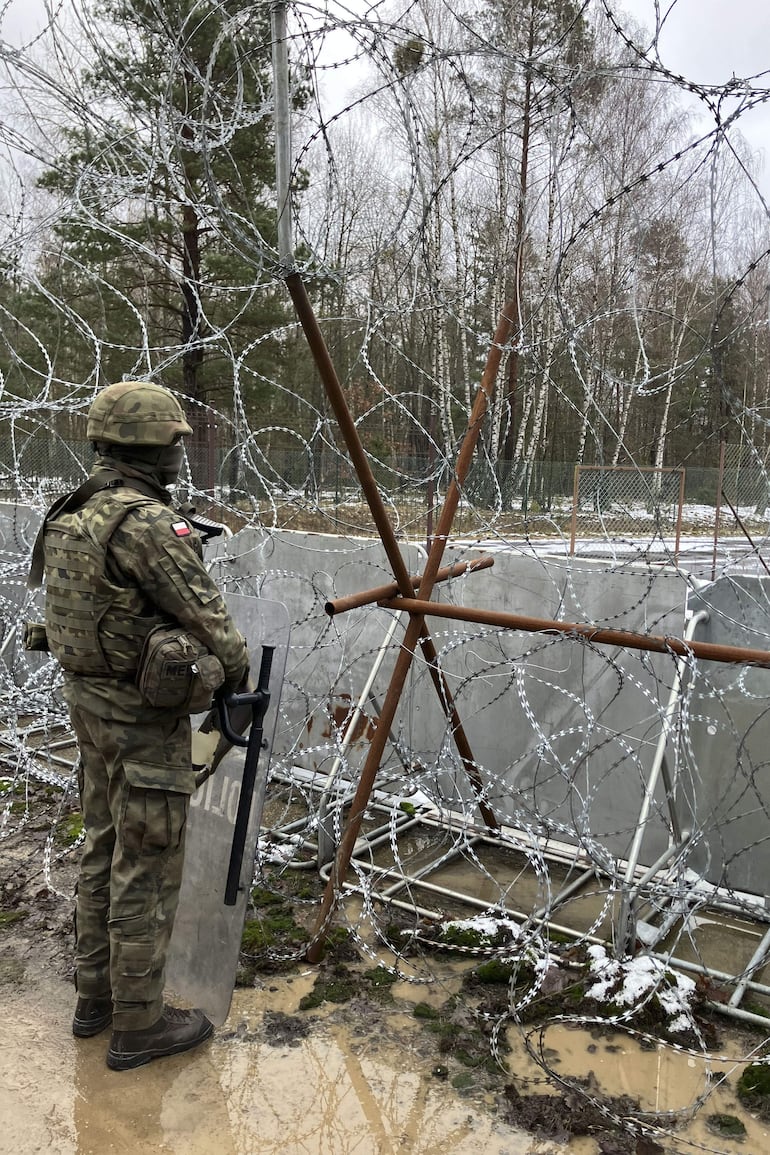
[171,520,192,537]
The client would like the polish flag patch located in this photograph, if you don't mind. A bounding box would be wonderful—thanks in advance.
[172,521,192,537]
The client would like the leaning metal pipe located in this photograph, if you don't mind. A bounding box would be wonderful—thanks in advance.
[376,597,770,667]
[616,610,709,954]
[285,273,426,597]
[316,612,403,866]
[325,555,495,616]
[286,276,513,961]
[624,612,709,867]
[728,923,770,1008]
[285,274,493,837]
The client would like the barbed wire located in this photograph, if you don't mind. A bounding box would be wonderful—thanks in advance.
[3,0,770,1147]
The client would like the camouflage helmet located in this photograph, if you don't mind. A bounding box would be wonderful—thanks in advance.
[86,380,193,446]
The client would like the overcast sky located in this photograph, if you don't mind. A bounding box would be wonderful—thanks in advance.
[615,0,770,190]
[627,0,770,83]
[3,0,769,92]
[2,0,768,71]
[2,0,769,188]
[623,0,770,84]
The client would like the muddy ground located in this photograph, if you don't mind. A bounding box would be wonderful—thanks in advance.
[3,780,770,1155]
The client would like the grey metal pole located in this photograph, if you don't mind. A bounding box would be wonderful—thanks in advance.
[271,0,294,269]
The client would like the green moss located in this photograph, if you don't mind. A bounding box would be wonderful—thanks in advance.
[297,988,324,1010]
[740,1000,770,1023]
[250,886,287,909]
[738,1061,770,1116]
[432,1020,463,1049]
[311,926,360,963]
[566,982,586,1004]
[382,922,413,952]
[307,964,397,1006]
[414,993,509,1078]
[256,869,323,904]
[474,959,515,984]
[298,966,358,1010]
[546,929,574,946]
[315,978,354,1004]
[0,911,28,929]
[398,801,416,816]
[240,910,308,954]
[241,920,272,952]
[361,966,397,1000]
[440,925,488,949]
[706,1113,747,1139]
[267,912,303,936]
[55,813,83,846]
[463,958,536,1004]
[451,1072,476,1090]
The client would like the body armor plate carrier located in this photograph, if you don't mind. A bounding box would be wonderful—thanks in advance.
[43,488,164,677]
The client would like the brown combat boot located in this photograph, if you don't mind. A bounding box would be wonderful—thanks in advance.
[106,1005,213,1071]
[73,995,113,1038]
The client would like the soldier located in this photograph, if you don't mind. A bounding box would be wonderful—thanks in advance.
[30,380,249,1070]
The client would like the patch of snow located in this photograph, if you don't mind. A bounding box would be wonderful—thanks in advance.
[585,944,697,1034]
[584,943,622,1000]
[443,915,521,940]
[257,835,302,864]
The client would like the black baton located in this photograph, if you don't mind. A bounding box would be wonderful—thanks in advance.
[217,645,274,906]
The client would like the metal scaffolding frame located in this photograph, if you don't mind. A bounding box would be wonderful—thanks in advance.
[266,17,770,1013]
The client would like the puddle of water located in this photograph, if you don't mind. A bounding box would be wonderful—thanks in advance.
[506,1021,770,1152]
[7,941,770,1155]
[2,969,533,1155]
[660,913,767,978]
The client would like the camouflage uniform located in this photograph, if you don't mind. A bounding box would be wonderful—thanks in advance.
[43,471,248,1031]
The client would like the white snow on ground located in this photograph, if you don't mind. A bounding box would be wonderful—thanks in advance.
[443,915,522,941]
[257,833,305,865]
[585,943,697,1034]
[435,926,698,1034]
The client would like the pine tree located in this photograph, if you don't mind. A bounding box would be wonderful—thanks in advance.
[38,0,302,431]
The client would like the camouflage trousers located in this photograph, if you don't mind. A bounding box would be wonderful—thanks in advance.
[69,704,196,1030]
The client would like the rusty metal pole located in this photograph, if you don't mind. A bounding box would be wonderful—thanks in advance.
[720,489,770,579]
[285,273,495,824]
[377,595,770,668]
[286,276,516,959]
[286,274,420,594]
[674,467,685,562]
[413,309,513,600]
[325,556,495,616]
[570,465,580,556]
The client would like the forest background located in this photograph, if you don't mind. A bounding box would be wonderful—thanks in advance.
[0,0,768,520]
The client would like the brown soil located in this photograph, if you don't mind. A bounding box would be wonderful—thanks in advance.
[2,781,769,1154]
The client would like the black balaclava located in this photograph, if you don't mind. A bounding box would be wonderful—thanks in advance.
[94,440,185,497]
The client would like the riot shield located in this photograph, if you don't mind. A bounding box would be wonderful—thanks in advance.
[165,595,290,1025]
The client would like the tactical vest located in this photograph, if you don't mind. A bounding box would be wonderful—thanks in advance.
[43,488,166,677]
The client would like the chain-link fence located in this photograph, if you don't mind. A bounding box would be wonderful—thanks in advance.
[569,466,686,556]
[3,426,768,547]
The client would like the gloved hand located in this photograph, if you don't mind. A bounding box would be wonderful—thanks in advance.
[224,652,250,693]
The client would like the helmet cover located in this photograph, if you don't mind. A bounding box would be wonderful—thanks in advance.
[86,381,193,447]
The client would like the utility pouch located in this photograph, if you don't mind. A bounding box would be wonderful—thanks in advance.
[23,622,50,652]
[137,625,225,713]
